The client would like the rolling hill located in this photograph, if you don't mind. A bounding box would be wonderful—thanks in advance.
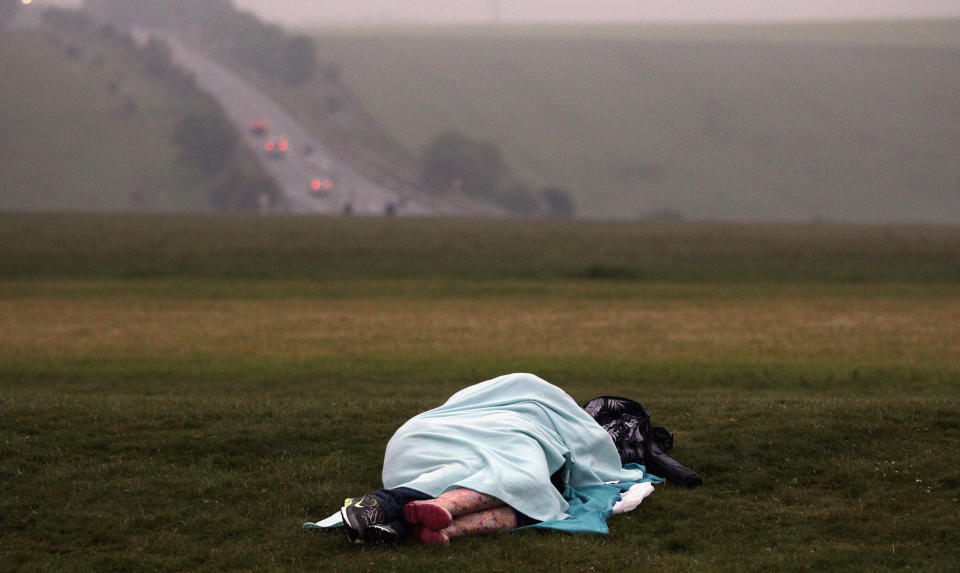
[0,27,203,211]
[0,13,276,213]
[307,21,960,222]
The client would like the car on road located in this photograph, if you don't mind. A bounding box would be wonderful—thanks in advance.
[264,137,289,158]
[248,119,269,135]
[309,174,335,197]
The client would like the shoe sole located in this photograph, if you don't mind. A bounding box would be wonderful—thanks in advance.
[365,524,400,546]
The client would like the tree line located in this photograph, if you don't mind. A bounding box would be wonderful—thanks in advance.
[421,131,575,217]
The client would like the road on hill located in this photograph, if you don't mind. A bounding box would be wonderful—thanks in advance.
[6,7,422,214]
[158,34,430,215]
[9,10,504,216]
[156,33,480,216]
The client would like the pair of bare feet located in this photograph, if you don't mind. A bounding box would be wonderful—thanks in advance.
[403,488,518,546]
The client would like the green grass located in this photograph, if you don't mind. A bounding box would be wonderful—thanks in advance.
[1,214,959,570]
[0,28,210,211]
[2,213,960,282]
[3,392,957,571]
[289,20,960,223]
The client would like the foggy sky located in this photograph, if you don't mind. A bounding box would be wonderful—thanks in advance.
[233,0,960,26]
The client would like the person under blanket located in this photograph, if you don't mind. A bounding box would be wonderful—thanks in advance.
[309,372,698,546]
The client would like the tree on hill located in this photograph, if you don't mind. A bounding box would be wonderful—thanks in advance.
[421,130,579,216]
[420,130,506,198]
[209,157,281,212]
[541,187,575,218]
[173,108,238,176]
[140,36,173,77]
[495,184,542,216]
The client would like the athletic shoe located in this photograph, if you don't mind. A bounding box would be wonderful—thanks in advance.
[364,523,401,546]
[340,494,387,541]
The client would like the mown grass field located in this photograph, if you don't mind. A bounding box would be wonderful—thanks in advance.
[300,20,960,223]
[1,214,959,571]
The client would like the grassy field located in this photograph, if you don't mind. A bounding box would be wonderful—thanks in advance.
[2,214,959,571]
[295,20,960,223]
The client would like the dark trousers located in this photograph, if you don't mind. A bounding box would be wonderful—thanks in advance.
[371,487,433,540]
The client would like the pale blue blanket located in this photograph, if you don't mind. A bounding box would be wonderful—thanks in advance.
[306,373,661,534]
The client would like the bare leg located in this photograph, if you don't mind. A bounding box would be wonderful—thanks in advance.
[413,506,519,546]
[403,488,505,530]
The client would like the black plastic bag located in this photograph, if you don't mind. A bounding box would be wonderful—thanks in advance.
[584,395,702,487]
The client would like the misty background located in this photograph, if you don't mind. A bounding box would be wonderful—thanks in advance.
[3,0,959,221]
[38,0,960,24]
[232,0,960,26]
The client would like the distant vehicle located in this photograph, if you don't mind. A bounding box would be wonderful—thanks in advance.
[264,137,289,158]
[248,119,269,135]
[309,174,334,197]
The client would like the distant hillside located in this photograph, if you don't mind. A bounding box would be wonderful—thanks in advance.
[308,21,960,223]
[0,13,277,212]
[0,28,194,211]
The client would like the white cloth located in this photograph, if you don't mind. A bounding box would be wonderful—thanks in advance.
[611,482,655,514]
